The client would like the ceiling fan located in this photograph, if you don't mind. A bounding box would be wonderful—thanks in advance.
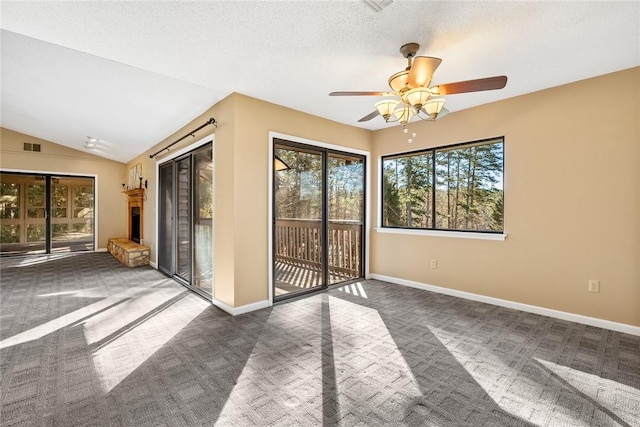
[329,42,507,139]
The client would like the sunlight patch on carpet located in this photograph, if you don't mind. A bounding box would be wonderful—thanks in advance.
[84,288,208,393]
[336,281,368,298]
[0,282,167,349]
[427,325,634,426]
[535,358,640,425]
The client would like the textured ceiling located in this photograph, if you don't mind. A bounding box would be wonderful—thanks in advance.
[1,1,639,163]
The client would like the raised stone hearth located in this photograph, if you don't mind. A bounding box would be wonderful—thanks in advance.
[108,238,149,267]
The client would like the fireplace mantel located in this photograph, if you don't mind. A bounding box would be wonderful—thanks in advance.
[124,189,144,243]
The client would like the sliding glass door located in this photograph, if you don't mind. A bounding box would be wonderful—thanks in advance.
[158,142,213,297]
[0,173,94,256]
[273,140,365,301]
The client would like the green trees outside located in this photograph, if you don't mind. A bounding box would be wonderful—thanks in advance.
[328,156,364,222]
[274,147,364,222]
[0,183,20,243]
[383,152,433,228]
[275,148,322,220]
[382,139,504,232]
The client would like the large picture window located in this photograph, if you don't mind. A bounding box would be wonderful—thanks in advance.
[382,137,504,233]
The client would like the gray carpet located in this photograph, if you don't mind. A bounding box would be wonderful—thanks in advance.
[1,253,639,426]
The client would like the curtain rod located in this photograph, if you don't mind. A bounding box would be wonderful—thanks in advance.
[149,117,217,159]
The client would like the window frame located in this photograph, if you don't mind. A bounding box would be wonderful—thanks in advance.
[379,136,505,239]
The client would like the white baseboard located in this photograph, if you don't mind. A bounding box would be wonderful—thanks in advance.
[96,248,107,252]
[368,274,640,337]
[213,298,270,316]
[149,261,157,269]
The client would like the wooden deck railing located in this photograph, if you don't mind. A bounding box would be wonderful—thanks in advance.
[274,218,362,278]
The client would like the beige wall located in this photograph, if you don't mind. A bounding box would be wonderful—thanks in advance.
[370,67,640,326]
[128,93,371,307]
[0,128,127,249]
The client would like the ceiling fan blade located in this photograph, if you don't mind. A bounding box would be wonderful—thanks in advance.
[407,56,442,88]
[358,110,380,122]
[432,76,507,95]
[330,91,391,96]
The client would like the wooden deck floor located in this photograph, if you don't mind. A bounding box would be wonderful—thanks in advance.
[274,260,358,296]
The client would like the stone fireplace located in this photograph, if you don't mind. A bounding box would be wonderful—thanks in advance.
[107,188,149,267]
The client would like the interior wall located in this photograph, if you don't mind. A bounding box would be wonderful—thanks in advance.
[370,67,640,326]
[0,127,127,249]
[130,93,371,308]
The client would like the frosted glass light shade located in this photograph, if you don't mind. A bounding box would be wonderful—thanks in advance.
[405,87,431,108]
[375,99,400,120]
[424,98,446,118]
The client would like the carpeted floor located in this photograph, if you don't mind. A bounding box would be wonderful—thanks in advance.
[1,252,638,426]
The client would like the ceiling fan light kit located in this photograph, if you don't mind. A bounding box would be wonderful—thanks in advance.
[330,42,507,143]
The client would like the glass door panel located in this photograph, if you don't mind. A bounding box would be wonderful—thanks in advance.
[273,145,324,298]
[193,146,213,294]
[25,179,47,254]
[0,177,21,254]
[175,157,191,282]
[158,163,173,275]
[328,154,364,284]
[51,176,94,253]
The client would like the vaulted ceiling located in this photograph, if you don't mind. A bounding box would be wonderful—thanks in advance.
[2,1,639,163]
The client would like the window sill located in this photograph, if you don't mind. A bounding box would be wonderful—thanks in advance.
[374,227,507,241]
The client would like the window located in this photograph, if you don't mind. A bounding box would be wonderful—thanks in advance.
[382,137,504,233]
